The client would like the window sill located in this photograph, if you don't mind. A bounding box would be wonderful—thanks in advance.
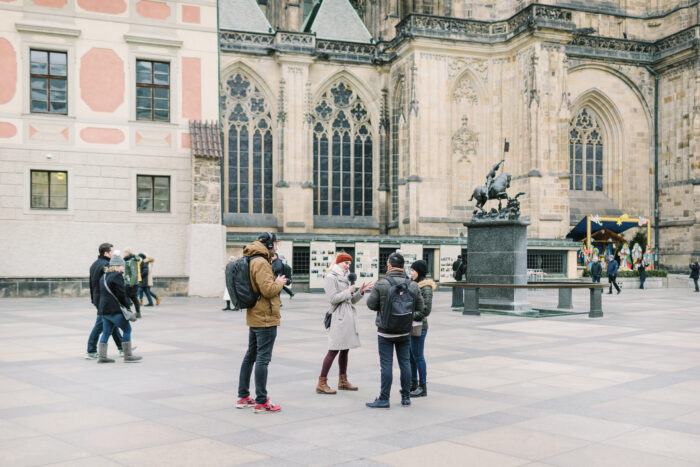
[23,113,76,120]
[130,120,178,127]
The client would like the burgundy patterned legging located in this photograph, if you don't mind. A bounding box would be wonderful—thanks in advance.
[320,349,349,377]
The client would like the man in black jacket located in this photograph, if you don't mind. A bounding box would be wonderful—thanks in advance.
[590,256,602,283]
[690,261,700,292]
[86,242,122,359]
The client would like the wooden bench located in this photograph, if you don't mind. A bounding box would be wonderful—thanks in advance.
[443,282,608,318]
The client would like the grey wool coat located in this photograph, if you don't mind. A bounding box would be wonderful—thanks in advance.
[324,265,365,350]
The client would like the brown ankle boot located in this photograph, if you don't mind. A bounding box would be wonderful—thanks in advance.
[338,374,358,391]
[316,376,336,394]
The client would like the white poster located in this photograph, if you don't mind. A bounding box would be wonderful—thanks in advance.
[439,244,462,283]
[309,241,336,291]
[354,242,379,283]
[400,243,423,276]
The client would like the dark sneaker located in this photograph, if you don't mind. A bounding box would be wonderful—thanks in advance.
[254,399,281,413]
[236,396,255,409]
[84,352,98,360]
[366,398,390,409]
[401,396,411,407]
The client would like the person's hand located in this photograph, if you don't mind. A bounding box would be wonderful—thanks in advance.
[349,284,357,293]
[360,281,374,294]
[276,275,286,284]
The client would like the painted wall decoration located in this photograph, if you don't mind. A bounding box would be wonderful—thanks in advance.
[309,241,335,290]
[439,245,462,283]
[354,242,379,283]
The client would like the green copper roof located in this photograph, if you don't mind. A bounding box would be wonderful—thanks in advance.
[303,0,372,43]
[219,0,273,34]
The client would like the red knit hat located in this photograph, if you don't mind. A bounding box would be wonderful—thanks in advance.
[335,253,353,264]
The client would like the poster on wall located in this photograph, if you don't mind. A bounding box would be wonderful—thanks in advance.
[400,243,423,277]
[354,242,379,283]
[309,241,336,291]
[276,241,294,275]
[439,245,462,283]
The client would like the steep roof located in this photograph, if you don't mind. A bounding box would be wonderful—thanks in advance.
[219,0,273,34]
[303,0,372,43]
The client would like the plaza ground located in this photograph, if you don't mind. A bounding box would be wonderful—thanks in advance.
[0,287,699,466]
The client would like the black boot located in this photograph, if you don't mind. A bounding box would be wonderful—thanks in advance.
[410,384,427,398]
[222,300,231,311]
[410,381,418,392]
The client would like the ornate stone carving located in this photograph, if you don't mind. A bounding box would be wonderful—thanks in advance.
[277,78,286,124]
[449,57,488,81]
[452,78,478,104]
[452,116,478,163]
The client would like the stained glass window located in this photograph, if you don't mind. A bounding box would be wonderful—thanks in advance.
[223,72,273,214]
[313,81,373,217]
[569,108,603,192]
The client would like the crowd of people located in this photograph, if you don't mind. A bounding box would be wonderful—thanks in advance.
[85,242,159,361]
[232,232,434,413]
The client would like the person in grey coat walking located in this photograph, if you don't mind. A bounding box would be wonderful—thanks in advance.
[316,252,373,395]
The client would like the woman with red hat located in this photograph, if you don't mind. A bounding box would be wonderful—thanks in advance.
[316,252,373,394]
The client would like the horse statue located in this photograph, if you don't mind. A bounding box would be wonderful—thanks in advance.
[469,173,512,213]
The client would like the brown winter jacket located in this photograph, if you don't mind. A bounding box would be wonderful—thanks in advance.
[244,241,284,327]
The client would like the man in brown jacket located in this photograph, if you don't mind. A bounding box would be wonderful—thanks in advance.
[236,232,286,413]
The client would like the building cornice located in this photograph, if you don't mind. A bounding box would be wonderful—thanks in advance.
[15,22,81,38]
[123,34,183,48]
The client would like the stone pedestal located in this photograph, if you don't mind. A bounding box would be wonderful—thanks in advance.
[464,219,531,313]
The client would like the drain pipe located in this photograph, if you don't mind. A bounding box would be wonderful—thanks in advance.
[645,65,660,268]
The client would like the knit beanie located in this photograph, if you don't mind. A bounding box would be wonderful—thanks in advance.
[109,254,125,267]
[411,259,428,279]
[335,253,353,264]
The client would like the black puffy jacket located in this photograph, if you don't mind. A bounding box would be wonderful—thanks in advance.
[98,270,130,316]
[89,255,110,308]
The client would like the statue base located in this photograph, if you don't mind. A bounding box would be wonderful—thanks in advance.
[464,219,532,313]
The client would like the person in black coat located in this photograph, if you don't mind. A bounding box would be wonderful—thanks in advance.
[97,254,141,363]
[638,262,646,289]
[85,243,122,359]
[690,261,700,292]
[590,256,602,283]
[271,253,294,298]
[452,255,466,281]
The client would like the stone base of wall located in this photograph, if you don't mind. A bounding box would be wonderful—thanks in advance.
[0,277,189,298]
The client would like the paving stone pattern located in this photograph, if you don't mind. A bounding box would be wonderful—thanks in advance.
[0,288,699,466]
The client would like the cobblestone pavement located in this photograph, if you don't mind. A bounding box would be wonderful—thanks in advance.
[0,288,699,466]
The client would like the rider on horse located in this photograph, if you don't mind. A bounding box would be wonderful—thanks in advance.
[486,159,505,195]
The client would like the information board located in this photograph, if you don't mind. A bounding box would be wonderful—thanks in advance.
[400,243,423,277]
[354,242,379,283]
[309,241,336,291]
[439,244,462,283]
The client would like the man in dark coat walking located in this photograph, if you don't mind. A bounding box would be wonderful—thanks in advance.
[690,261,700,292]
[452,255,466,281]
[607,255,621,294]
[85,242,122,359]
[590,256,602,283]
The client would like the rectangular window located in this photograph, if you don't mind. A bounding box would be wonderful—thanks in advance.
[527,250,565,275]
[137,175,170,212]
[292,246,310,277]
[31,170,67,209]
[30,50,67,114]
[136,60,170,121]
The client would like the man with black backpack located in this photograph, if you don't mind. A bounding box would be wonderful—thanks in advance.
[366,252,424,409]
[232,232,286,414]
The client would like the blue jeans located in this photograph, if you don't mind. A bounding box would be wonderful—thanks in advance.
[378,334,411,401]
[87,313,122,352]
[138,286,158,305]
[410,329,428,385]
[99,314,132,344]
[238,326,277,404]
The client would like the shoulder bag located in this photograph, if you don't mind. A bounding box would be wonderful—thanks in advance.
[103,275,137,322]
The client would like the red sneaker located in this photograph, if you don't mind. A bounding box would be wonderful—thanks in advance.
[254,399,281,414]
[236,396,255,409]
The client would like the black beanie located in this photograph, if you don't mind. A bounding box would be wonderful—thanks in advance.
[411,260,428,279]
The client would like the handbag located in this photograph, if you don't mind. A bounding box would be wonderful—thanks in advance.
[411,321,423,337]
[103,275,137,322]
[324,311,332,329]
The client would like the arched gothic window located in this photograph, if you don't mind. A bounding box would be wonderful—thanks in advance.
[569,108,603,192]
[223,73,273,214]
[313,81,373,216]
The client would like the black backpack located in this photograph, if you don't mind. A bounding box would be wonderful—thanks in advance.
[225,255,263,309]
[378,276,416,334]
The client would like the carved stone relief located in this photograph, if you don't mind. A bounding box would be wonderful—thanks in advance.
[452,116,478,163]
[448,57,488,82]
[452,77,478,104]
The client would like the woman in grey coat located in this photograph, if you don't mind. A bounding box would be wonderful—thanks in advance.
[316,252,373,394]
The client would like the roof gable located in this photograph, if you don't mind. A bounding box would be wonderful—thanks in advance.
[219,0,273,34]
[304,0,372,43]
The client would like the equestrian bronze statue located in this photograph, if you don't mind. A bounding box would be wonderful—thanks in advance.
[469,159,525,220]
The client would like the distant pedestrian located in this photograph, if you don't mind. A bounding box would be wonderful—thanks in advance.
[97,254,141,363]
[590,256,602,283]
[365,252,424,409]
[85,243,123,359]
[316,253,373,395]
[138,253,160,306]
[409,260,435,399]
[690,261,700,292]
[223,256,240,311]
[271,253,294,299]
[452,255,466,281]
[122,248,142,318]
[638,262,646,289]
[236,232,286,413]
[607,255,621,294]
